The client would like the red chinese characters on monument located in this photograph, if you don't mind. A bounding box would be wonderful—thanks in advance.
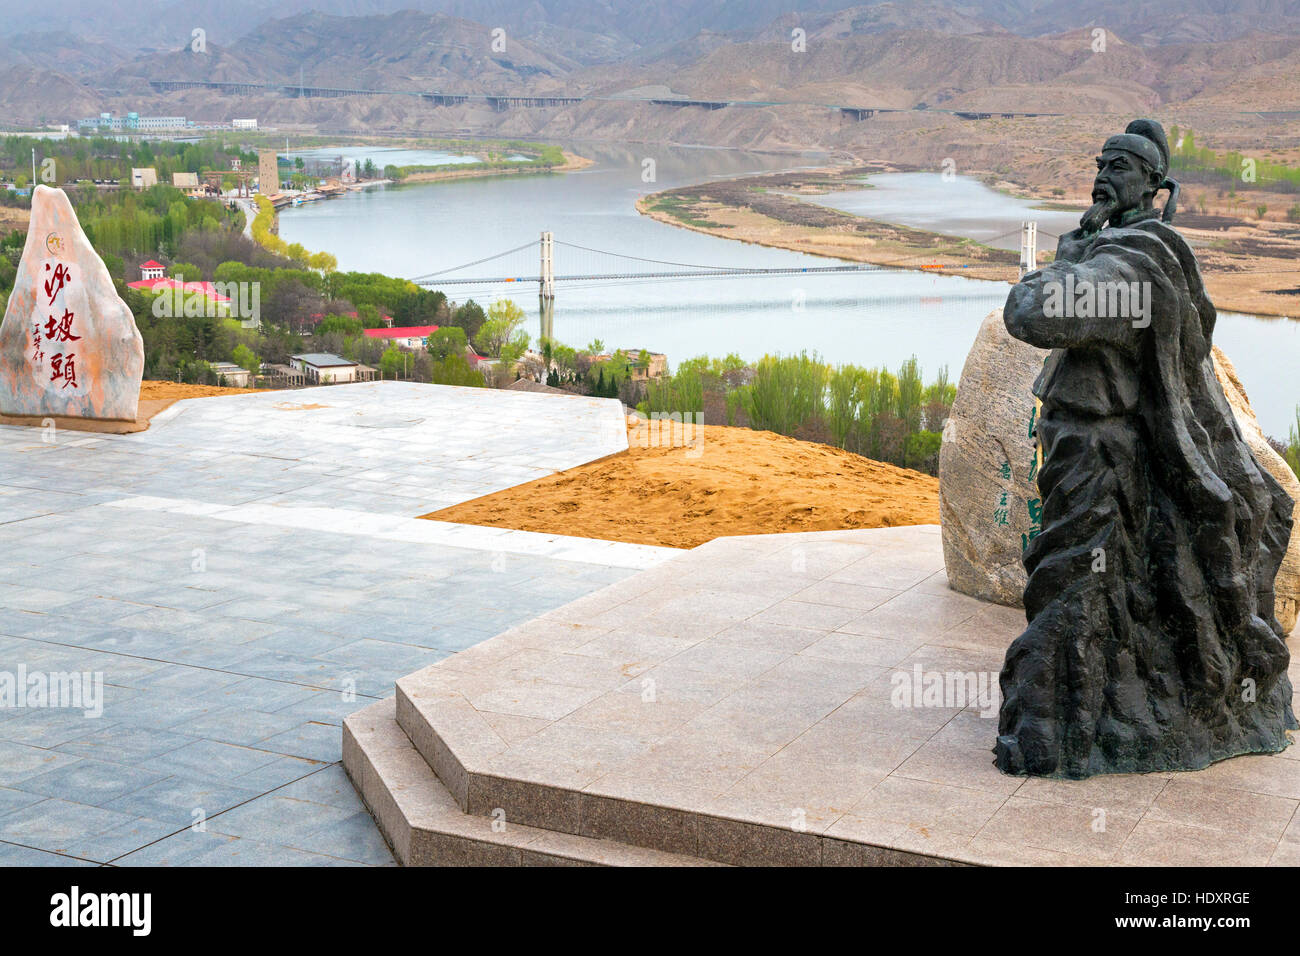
[35,260,84,391]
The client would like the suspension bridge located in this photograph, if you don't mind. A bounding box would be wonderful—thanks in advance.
[407,226,1048,340]
[405,223,1045,291]
[408,225,1047,294]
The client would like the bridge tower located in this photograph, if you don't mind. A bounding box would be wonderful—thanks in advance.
[1019,221,1038,278]
[539,231,555,342]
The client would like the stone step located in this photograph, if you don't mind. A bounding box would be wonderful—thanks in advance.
[342,698,722,866]
[391,666,971,867]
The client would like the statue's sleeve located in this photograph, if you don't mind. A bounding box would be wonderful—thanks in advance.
[1003,241,1150,350]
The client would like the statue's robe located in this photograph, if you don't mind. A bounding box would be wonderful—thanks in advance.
[996,210,1297,778]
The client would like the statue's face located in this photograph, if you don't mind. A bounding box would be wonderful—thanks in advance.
[1093,149,1157,216]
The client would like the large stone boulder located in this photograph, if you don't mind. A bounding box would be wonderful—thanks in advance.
[939,309,1298,635]
[939,309,1046,607]
[1213,346,1299,634]
[0,185,143,421]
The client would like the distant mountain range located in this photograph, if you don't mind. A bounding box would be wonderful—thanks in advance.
[103,11,578,93]
[7,0,1300,59]
[2,3,1299,134]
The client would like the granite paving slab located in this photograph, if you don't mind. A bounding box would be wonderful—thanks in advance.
[374,525,1300,866]
[0,382,675,865]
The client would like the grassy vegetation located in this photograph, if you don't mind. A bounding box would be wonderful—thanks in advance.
[385,142,566,180]
[1170,126,1300,194]
[647,194,731,229]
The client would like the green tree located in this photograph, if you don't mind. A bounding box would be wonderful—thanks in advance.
[395,288,447,325]
[741,352,828,437]
[427,326,468,361]
[285,242,310,267]
[308,250,337,273]
[430,353,485,387]
[827,364,865,449]
[452,299,486,341]
[231,343,259,375]
[316,314,364,336]
[169,262,203,281]
[904,430,943,472]
[895,355,924,434]
[379,344,405,379]
[473,299,527,357]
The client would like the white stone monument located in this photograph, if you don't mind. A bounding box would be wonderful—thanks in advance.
[0,185,144,421]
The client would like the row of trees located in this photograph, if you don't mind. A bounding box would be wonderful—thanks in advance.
[639,352,955,474]
[250,196,337,272]
[77,184,241,268]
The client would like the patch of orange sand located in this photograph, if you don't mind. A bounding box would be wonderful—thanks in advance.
[139,380,259,401]
[0,380,264,433]
[424,422,940,549]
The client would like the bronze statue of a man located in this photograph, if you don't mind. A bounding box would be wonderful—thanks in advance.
[996,118,1296,778]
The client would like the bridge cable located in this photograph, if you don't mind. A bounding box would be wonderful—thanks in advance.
[409,240,538,281]
[552,239,762,273]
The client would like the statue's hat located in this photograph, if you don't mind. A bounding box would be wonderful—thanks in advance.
[1101,118,1170,177]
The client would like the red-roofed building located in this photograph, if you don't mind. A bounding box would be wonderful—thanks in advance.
[126,276,232,305]
[129,262,231,306]
[128,274,231,301]
[362,325,438,349]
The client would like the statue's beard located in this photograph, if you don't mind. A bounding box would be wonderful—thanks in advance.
[1081,188,1120,233]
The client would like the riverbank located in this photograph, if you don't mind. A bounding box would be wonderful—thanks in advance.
[398,150,593,184]
[638,164,1019,283]
[638,163,1300,317]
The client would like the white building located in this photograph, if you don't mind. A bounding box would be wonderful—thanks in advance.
[232,119,258,130]
[79,113,188,132]
[131,167,157,189]
[361,325,439,350]
[210,362,252,388]
[290,353,370,384]
[139,259,165,280]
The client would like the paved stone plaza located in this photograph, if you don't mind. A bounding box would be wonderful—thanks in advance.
[0,382,673,865]
[348,526,1300,866]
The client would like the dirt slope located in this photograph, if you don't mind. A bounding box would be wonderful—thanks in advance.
[425,421,940,549]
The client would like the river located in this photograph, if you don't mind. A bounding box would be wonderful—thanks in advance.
[278,143,1298,439]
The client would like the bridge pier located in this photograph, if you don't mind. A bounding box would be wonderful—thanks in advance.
[1019,221,1038,277]
[539,230,555,342]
